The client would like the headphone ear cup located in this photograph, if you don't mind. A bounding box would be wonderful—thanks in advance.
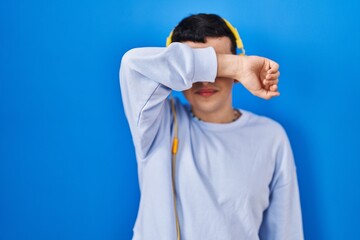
[166,30,174,47]
[222,18,246,55]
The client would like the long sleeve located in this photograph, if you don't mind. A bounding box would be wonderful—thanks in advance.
[258,132,304,240]
[119,43,217,160]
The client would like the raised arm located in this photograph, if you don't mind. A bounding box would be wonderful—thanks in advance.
[119,42,281,159]
[119,43,217,159]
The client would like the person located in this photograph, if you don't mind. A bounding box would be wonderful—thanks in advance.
[119,13,303,240]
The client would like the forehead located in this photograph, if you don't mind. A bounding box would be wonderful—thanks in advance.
[183,37,232,54]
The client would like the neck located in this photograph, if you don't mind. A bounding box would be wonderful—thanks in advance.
[191,106,240,123]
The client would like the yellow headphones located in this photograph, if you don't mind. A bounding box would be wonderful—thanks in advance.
[166,18,246,55]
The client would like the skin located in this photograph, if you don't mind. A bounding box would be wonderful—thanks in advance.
[182,37,280,123]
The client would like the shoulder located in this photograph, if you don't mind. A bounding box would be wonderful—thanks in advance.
[241,109,289,142]
[242,110,284,130]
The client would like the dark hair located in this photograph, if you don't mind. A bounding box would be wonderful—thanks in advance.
[170,13,237,54]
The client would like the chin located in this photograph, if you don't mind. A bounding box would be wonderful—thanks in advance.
[190,100,221,113]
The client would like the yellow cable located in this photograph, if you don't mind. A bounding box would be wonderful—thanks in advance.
[170,96,181,240]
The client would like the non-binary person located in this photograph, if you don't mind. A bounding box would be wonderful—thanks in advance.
[119,13,303,240]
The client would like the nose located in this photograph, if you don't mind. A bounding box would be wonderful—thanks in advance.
[202,82,210,86]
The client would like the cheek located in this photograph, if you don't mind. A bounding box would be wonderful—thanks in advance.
[182,89,192,102]
[215,78,234,92]
[226,81,234,91]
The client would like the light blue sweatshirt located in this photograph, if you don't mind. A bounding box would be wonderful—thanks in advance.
[119,43,304,240]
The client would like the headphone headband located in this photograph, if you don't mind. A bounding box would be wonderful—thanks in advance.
[166,18,245,55]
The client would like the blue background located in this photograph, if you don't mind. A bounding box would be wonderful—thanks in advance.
[1,0,359,239]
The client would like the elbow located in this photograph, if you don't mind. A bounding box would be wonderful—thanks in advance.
[120,49,138,70]
[119,48,141,85]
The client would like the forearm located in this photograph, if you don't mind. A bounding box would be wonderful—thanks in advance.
[216,54,242,79]
[121,43,217,91]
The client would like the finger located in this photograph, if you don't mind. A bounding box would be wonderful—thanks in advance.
[253,89,280,100]
[266,71,280,80]
[262,91,280,100]
[267,61,279,73]
[263,78,279,86]
[270,84,278,92]
[266,90,280,99]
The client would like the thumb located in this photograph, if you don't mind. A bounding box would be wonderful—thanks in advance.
[253,89,280,100]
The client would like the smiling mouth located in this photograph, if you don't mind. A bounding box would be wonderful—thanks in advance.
[195,88,219,97]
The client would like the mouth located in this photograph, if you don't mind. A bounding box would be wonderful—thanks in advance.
[195,88,219,97]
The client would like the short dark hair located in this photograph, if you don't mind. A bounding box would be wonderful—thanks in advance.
[170,13,237,54]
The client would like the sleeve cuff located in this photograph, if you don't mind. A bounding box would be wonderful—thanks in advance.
[191,47,217,84]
